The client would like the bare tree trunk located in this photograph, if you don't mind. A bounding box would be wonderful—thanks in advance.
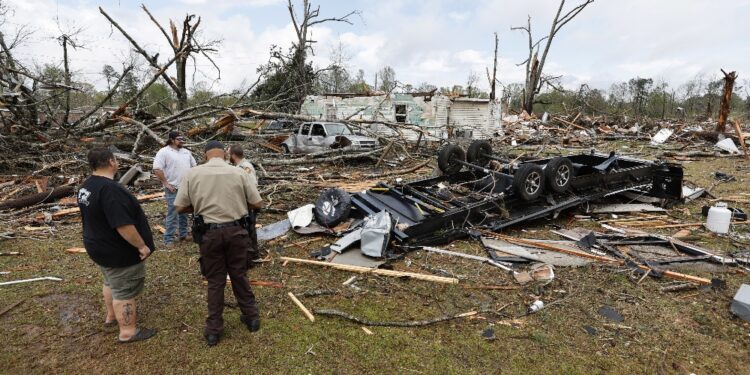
[716,69,738,132]
[490,33,498,100]
[62,36,71,125]
[176,55,188,110]
[512,0,593,115]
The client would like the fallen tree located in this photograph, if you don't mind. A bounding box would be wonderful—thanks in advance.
[0,186,75,211]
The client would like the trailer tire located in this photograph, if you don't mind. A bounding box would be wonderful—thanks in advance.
[314,188,352,227]
[467,140,492,166]
[437,144,466,174]
[544,157,573,193]
[513,164,545,201]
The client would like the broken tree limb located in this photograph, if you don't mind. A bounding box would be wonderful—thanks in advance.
[420,246,513,272]
[0,186,74,210]
[553,116,588,131]
[36,192,164,220]
[69,64,134,129]
[732,119,749,160]
[287,292,315,322]
[260,147,384,166]
[76,46,187,134]
[312,308,481,327]
[116,116,165,145]
[279,256,459,284]
[98,6,180,95]
[364,159,431,178]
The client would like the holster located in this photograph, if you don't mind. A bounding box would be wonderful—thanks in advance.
[240,211,260,267]
[191,214,207,244]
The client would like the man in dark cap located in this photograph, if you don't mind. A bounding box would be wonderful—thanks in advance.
[153,130,196,248]
[174,140,264,346]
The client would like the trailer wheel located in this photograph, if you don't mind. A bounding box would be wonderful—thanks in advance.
[437,144,466,174]
[513,164,545,201]
[544,157,573,193]
[467,140,492,166]
[313,188,351,227]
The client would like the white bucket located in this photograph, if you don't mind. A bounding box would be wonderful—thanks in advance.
[706,202,732,234]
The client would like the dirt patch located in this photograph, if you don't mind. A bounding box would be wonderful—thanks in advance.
[36,293,99,336]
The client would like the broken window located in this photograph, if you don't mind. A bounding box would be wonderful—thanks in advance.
[395,104,407,123]
[311,123,326,137]
[301,123,311,135]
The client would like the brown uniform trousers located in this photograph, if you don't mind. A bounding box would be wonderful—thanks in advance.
[199,225,259,335]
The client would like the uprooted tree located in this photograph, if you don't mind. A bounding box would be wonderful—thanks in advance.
[250,0,358,113]
[512,0,593,115]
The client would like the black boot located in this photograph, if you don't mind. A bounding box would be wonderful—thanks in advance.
[240,315,261,332]
[204,333,221,346]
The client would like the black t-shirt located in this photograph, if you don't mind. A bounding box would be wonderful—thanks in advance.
[77,175,156,268]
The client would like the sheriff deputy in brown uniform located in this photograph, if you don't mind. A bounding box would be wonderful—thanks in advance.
[227,144,261,263]
[174,140,263,346]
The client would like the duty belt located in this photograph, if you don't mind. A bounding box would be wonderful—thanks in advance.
[206,220,241,230]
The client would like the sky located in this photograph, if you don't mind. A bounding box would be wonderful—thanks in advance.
[4,0,750,94]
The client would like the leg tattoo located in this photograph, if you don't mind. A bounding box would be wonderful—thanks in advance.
[123,303,133,325]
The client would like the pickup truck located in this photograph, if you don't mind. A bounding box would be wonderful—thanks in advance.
[280,122,379,154]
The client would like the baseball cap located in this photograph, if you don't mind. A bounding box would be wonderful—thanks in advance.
[204,140,225,153]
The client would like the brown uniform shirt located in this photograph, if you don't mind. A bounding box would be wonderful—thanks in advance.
[174,158,262,224]
[236,158,258,186]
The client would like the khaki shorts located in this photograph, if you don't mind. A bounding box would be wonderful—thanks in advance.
[100,262,146,300]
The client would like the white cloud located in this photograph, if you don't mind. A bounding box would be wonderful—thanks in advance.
[448,11,470,22]
[417,57,452,73]
[454,49,489,65]
[3,0,749,95]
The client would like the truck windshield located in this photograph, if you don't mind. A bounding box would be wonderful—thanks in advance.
[324,123,351,135]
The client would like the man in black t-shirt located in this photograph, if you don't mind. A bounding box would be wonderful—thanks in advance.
[78,148,157,343]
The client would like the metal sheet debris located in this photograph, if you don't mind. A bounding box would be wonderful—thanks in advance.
[328,249,386,269]
[650,128,673,145]
[589,203,666,214]
[481,237,592,267]
[360,210,391,258]
[715,138,740,154]
[257,219,291,241]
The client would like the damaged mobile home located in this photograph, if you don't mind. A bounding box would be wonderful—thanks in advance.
[300,91,502,141]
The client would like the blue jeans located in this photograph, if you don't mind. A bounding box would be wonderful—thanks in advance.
[165,188,189,244]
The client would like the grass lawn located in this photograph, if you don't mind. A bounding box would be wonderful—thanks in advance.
[1,142,749,374]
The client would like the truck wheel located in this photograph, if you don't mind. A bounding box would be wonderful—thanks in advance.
[437,144,466,174]
[467,140,492,166]
[513,164,545,201]
[544,157,573,193]
[281,144,290,154]
[314,188,351,227]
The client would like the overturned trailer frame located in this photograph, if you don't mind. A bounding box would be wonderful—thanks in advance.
[314,141,684,247]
